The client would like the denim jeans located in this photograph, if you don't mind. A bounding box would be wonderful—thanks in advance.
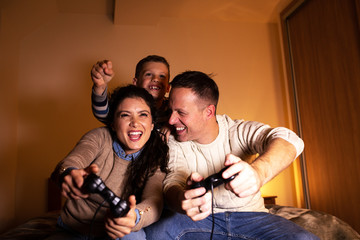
[145,210,319,240]
[44,216,146,240]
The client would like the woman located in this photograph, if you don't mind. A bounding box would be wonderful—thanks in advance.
[50,85,169,239]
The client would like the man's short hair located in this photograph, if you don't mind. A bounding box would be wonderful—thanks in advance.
[170,71,219,108]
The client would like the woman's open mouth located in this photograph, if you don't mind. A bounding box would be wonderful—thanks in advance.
[128,131,143,141]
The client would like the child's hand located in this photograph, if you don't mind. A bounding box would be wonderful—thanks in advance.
[159,124,173,142]
[105,195,137,239]
[91,60,114,95]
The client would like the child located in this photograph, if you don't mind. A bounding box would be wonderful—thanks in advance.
[91,55,171,130]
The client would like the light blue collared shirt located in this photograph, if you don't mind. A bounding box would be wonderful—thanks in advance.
[112,140,142,161]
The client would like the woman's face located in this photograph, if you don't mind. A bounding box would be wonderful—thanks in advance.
[112,97,154,155]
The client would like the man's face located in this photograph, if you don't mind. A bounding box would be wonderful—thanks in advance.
[133,61,170,102]
[168,87,209,143]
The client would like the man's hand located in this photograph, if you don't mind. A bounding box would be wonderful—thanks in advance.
[105,195,137,239]
[61,164,99,200]
[223,154,262,198]
[91,60,114,95]
[181,172,212,221]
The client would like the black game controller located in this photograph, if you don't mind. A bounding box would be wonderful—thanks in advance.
[191,166,238,192]
[82,173,130,218]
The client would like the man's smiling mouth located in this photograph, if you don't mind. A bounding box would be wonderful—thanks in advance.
[175,127,186,134]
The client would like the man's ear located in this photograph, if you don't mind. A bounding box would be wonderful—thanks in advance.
[204,104,216,119]
[166,84,170,93]
[132,78,138,86]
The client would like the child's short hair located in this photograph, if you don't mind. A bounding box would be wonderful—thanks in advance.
[135,55,170,80]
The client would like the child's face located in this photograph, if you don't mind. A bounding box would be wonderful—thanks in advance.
[133,61,170,102]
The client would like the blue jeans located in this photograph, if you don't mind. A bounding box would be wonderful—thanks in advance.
[145,210,319,240]
[44,216,146,240]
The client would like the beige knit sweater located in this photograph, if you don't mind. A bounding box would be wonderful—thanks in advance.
[52,127,165,237]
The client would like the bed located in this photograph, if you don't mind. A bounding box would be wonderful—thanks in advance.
[1,181,359,240]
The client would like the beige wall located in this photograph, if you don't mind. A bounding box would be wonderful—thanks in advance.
[0,0,295,232]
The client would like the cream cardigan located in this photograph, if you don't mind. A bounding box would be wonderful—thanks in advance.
[164,115,304,213]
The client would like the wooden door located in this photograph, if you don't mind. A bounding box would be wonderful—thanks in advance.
[281,0,360,232]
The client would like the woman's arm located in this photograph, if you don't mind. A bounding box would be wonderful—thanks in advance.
[132,169,166,231]
[51,128,108,195]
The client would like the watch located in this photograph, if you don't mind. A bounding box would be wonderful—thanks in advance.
[59,167,76,183]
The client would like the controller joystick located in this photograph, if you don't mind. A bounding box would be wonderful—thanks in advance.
[191,166,238,192]
[82,173,130,218]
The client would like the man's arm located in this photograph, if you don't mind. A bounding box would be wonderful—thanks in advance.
[223,137,301,198]
[164,185,185,213]
[164,172,213,221]
[251,137,298,186]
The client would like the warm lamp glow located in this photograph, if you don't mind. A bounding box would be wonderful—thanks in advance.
[260,157,304,207]
[292,158,305,208]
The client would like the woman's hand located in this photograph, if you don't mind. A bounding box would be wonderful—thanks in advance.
[60,164,99,200]
[105,195,137,239]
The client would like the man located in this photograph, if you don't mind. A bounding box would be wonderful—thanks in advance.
[146,71,319,239]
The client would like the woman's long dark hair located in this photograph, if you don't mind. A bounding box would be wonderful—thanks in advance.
[106,85,169,201]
